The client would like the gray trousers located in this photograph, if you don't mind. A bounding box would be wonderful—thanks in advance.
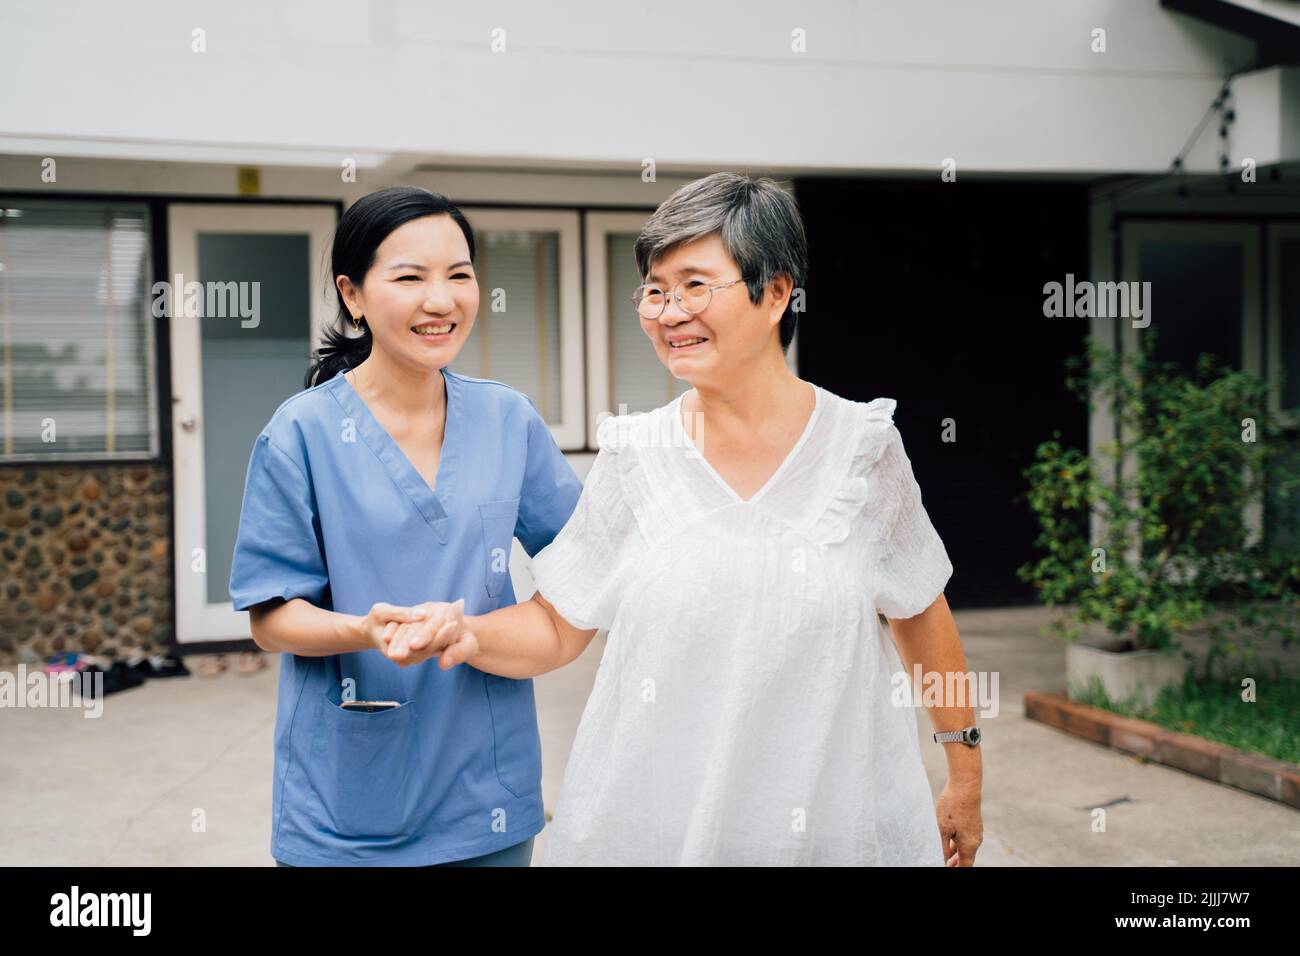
[275,836,535,868]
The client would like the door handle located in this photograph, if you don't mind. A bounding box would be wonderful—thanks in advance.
[179,416,197,432]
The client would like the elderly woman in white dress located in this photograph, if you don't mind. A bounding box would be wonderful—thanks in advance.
[388,173,984,866]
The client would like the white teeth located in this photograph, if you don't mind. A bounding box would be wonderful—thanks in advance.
[669,337,706,348]
[413,324,453,335]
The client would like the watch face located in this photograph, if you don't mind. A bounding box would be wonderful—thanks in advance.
[968,728,981,744]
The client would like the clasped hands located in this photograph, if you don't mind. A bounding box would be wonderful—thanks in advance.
[363,600,479,669]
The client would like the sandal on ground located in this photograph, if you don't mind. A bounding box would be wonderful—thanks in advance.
[196,654,228,678]
[236,651,267,676]
[128,652,191,680]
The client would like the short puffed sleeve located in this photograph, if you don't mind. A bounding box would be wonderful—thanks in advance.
[228,432,331,611]
[867,411,953,620]
[528,416,644,631]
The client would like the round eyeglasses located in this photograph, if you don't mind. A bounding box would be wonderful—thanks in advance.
[631,277,745,319]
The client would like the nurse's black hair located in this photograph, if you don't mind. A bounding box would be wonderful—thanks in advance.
[305,186,477,387]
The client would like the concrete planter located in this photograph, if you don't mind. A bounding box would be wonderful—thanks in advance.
[1065,637,1187,710]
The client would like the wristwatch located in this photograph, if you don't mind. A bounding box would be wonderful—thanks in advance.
[933,726,981,747]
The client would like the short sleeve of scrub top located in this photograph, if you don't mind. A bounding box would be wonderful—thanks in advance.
[228,433,331,611]
[228,369,582,866]
[514,395,586,558]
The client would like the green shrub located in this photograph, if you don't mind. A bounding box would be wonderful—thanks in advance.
[1018,332,1300,669]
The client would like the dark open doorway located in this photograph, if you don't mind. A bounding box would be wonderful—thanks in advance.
[793,178,1091,607]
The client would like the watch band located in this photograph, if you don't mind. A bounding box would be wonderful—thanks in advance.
[933,726,981,746]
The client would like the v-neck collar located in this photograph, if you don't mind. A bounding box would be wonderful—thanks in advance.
[672,382,823,505]
[328,366,459,543]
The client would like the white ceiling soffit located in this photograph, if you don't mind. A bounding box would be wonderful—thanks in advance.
[0,134,392,170]
[1161,0,1300,62]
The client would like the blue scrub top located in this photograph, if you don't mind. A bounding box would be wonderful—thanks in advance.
[228,367,582,866]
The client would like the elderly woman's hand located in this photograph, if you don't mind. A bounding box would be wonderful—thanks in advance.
[357,601,433,655]
[935,775,983,866]
[385,599,478,669]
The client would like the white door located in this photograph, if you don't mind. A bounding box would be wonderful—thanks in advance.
[168,204,335,643]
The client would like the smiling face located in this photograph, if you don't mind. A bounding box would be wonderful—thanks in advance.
[337,213,479,373]
[639,233,788,389]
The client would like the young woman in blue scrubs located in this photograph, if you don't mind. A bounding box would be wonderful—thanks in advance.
[228,186,582,866]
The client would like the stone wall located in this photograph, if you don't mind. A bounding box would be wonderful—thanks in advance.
[0,463,172,664]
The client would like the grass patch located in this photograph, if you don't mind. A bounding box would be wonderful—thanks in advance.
[1070,670,1300,766]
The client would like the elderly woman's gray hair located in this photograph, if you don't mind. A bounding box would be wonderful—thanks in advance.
[634,172,808,351]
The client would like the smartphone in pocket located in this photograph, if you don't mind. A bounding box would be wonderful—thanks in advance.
[340,700,401,713]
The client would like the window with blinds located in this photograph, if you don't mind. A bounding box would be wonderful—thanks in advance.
[0,202,157,460]
[606,232,687,414]
[454,230,562,423]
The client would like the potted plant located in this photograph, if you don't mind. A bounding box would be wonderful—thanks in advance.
[1018,332,1300,710]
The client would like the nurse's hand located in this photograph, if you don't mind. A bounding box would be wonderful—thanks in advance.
[386,599,477,669]
[362,602,433,655]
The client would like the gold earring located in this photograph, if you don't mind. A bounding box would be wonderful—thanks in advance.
[352,314,362,333]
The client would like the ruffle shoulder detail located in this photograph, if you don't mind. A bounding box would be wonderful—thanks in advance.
[804,397,898,546]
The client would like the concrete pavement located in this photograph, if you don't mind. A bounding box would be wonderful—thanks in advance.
[1,605,1296,866]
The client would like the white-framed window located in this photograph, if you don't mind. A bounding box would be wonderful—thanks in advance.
[1267,222,1300,430]
[1120,222,1261,379]
[454,207,584,449]
[1121,220,1263,545]
[0,200,158,461]
[583,211,688,447]
[1265,222,1300,551]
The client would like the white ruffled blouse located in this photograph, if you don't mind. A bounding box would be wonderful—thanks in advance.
[529,384,953,865]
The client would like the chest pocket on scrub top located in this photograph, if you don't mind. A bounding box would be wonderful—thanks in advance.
[478,497,520,599]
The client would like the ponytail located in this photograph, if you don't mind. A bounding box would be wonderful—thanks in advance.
[306,320,371,387]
